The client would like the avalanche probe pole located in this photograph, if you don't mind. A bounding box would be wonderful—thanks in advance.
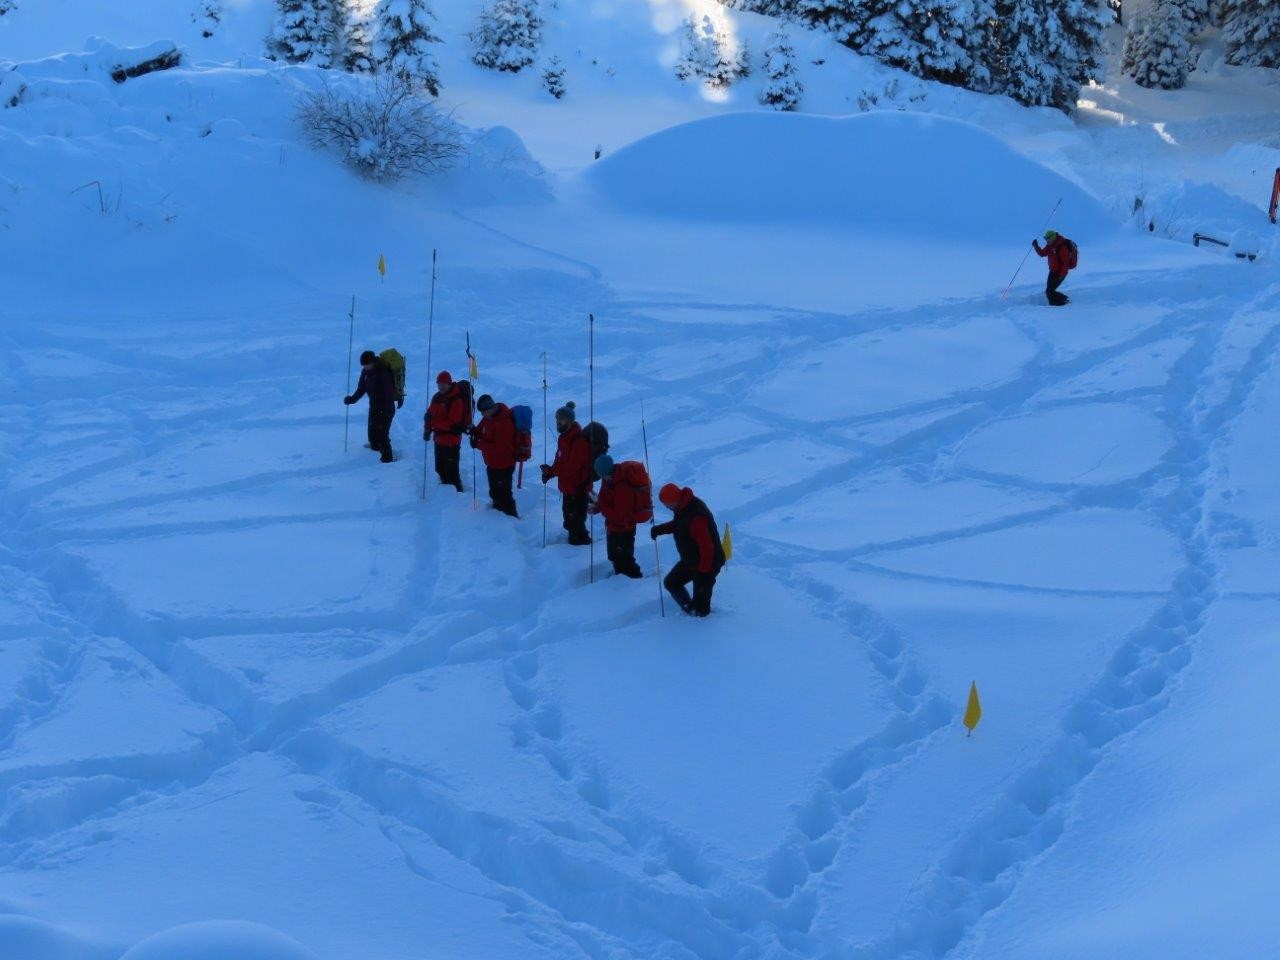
[467,331,477,510]
[344,295,355,453]
[588,313,595,584]
[1000,197,1063,302]
[641,400,666,618]
[541,351,549,548]
[421,249,438,501]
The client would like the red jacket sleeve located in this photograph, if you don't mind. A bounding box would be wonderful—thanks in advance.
[690,516,715,574]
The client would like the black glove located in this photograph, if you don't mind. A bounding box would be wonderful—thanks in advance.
[397,398,404,410]
[424,429,432,442]
[469,436,479,449]
[649,527,659,541]
[540,464,553,485]
[343,396,355,406]
[452,425,467,435]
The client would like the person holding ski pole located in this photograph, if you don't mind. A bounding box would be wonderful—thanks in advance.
[1032,230,1077,307]
[651,483,725,617]
[540,401,593,546]
[589,455,651,578]
[469,394,519,517]
[423,370,470,492]
[344,350,398,464]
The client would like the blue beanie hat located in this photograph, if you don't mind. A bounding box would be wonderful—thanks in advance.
[595,454,615,478]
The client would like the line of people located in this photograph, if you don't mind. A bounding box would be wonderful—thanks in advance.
[346,354,727,617]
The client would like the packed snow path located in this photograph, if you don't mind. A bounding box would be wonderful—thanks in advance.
[1,253,1278,959]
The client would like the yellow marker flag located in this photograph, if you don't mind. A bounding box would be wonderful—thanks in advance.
[468,354,479,379]
[377,253,386,279]
[963,681,982,736]
[721,522,733,562]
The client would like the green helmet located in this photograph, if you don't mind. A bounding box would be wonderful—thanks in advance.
[1044,229,1059,241]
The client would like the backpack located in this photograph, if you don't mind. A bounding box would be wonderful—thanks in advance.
[582,421,610,481]
[379,349,406,402]
[1062,238,1079,270]
[511,405,534,463]
[615,460,653,525]
[454,379,474,427]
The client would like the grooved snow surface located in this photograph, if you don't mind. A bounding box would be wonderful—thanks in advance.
[2,6,1280,960]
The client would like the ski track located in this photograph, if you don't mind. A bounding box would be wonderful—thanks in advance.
[0,261,1272,959]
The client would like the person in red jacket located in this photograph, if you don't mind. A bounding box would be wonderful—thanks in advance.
[469,394,518,517]
[589,455,651,578]
[1032,230,1074,306]
[423,371,470,492]
[650,483,725,617]
[540,401,592,545]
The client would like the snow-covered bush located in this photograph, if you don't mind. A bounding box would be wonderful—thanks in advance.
[675,13,746,87]
[298,74,463,181]
[1222,0,1280,67]
[373,0,441,93]
[1,70,26,107]
[0,0,15,15]
[471,0,543,73]
[541,55,566,99]
[194,2,222,38]
[759,31,802,110]
[1127,0,1195,89]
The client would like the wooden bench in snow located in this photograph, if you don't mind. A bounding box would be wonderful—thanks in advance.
[108,42,181,85]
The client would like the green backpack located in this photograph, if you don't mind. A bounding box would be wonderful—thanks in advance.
[379,349,406,402]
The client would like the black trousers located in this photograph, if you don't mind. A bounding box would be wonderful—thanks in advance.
[368,405,395,462]
[487,466,517,516]
[606,530,643,578]
[434,444,462,488]
[1046,272,1069,306]
[562,493,590,544]
[664,561,717,616]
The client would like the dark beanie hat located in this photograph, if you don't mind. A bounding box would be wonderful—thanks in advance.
[359,350,377,365]
[555,401,577,421]
[476,394,495,413]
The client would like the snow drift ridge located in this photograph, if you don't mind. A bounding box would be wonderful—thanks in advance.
[583,111,1113,240]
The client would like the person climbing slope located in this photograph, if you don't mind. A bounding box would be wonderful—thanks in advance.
[344,349,398,464]
[424,370,470,492]
[1032,229,1078,306]
[651,483,725,617]
[540,401,593,546]
[589,455,651,578]
[470,394,519,517]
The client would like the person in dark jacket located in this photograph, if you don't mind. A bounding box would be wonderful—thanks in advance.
[540,401,592,545]
[470,394,518,517]
[589,455,649,578]
[344,350,397,463]
[1032,230,1074,306]
[651,483,725,616]
[423,371,469,491]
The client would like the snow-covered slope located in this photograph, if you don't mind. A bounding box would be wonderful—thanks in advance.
[2,3,1280,960]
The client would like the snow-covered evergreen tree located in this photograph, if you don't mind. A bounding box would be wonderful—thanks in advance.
[992,0,1109,111]
[374,0,441,92]
[342,8,375,74]
[471,0,543,74]
[269,0,333,65]
[0,0,15,16]
[541,55,566,98]
[861,0,996,88]
[1126,0,1196,88]
[1221,0,1280,67]
[675,13,745,87]
[759,30,803,110]
[790,0,874,48]
[194,2,222,37]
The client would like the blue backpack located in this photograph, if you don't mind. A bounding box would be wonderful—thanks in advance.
[511,405,534,477]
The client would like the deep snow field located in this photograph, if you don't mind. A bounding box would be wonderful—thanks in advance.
[2,2,1280,959]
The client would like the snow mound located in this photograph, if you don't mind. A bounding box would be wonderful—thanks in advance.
[583,111,1111,238]
[0,915,112,960]
[119,921,319,960]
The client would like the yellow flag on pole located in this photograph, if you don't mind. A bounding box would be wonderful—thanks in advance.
[469,354,479,379]
[963,681,982,736]
[377,253,386,280]
[721,522,733,562]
